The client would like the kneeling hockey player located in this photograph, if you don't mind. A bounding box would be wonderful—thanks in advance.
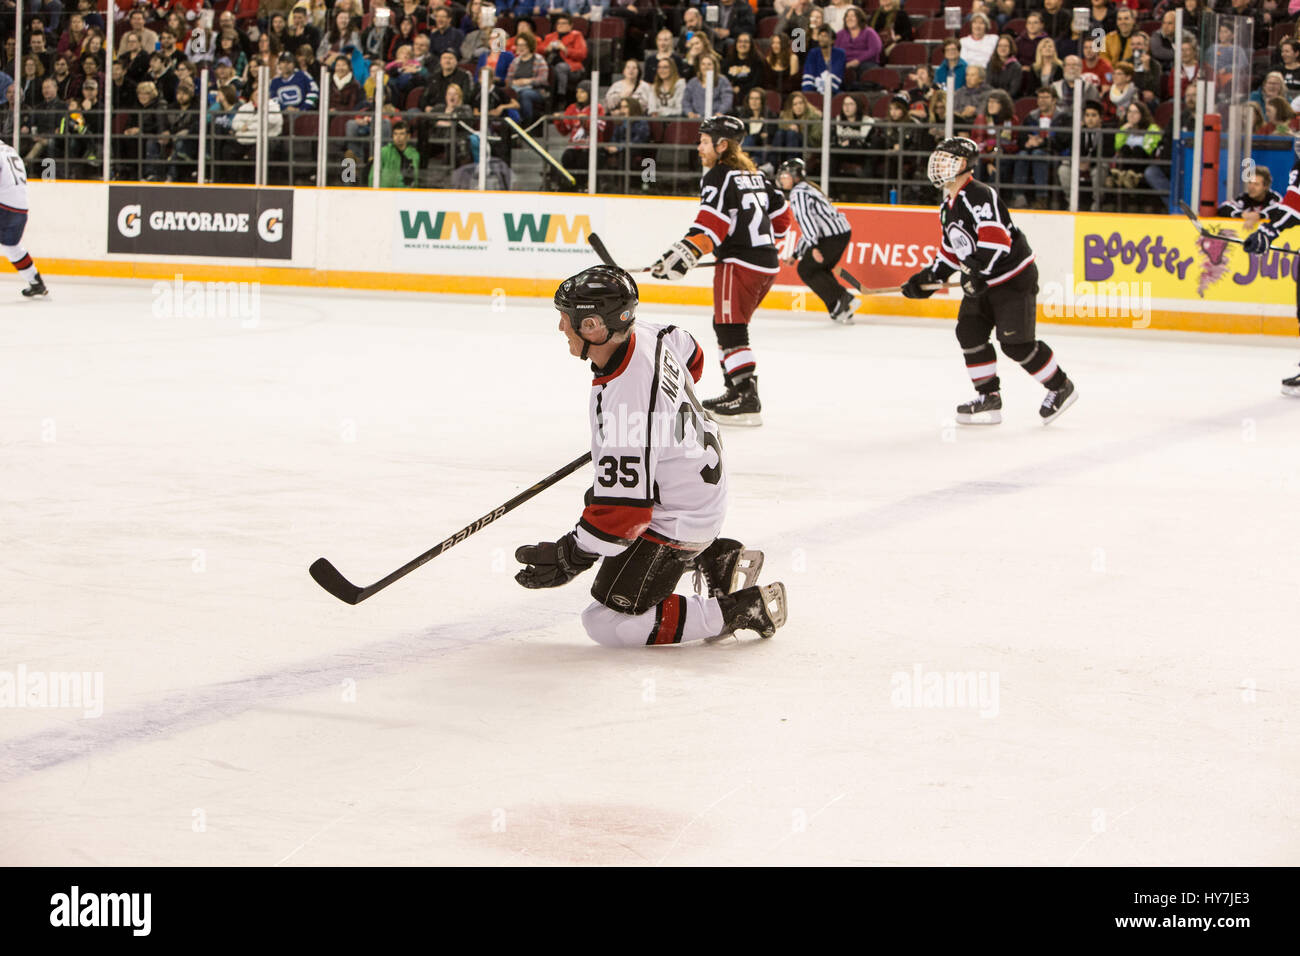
[513,264,788,646]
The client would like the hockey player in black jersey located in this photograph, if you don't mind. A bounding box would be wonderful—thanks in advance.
[902,136,1078,425]
[1239,148,1300,397]
[650,114,794,426]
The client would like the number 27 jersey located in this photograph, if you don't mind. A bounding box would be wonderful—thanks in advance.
[689,165,790,273]
[574,322,727,557]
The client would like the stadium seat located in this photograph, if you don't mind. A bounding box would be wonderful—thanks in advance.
[872,93,895,118]
[1014,96,1038,121]
[1154,99,1175,128]
[887,42,930,66]
[908,0,942,14]
[405,87,425,110]
[572,17,590,37]
[914,20,953,42]
[758,16,778,39]
[293,113,319,138]
[1272,21,1293,47]
[1004,18,1027,36]
[862,67,901,91]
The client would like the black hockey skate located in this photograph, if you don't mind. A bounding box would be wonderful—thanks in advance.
[21,274,47,298]
[1039,378,1078,425]
[692,538,764,598]
[830,292,856,325]
[1282,365,1300,398]
[956,391,1002,425]
[703,377,762,427]
[712,583,788,640]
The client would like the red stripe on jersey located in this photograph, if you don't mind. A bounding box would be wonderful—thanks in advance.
[648,595,686,645]
[977,223,1011,245]
[0,202,27,214]
[694,207,731,238]
[770,204,794,238]
[1284,189,1300,213]
[591,332,636,385]
[687,344,704,383]
[581,502,652,541]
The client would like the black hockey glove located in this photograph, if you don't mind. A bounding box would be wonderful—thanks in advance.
[1243,223,1277,255]
[960,271,988,297]
[901,271,936,299]
[515,532,598,589]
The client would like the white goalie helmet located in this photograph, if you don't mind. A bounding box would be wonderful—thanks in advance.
[927,136,980,188]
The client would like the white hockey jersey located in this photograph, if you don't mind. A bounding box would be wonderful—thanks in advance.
[574,321,727,558]
[0,143,29,213]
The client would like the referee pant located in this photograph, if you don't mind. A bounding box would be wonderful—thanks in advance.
[796,230,852,313]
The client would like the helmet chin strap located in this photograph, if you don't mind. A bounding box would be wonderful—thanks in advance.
[577,322,612,361]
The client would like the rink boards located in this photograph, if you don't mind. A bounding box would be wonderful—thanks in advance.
[27,181,1297,336]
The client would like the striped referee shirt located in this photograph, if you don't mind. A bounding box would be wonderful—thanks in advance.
[789,181,851,257]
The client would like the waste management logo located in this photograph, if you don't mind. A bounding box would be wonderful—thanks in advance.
[396,206,592,258]
[108,186,292,259]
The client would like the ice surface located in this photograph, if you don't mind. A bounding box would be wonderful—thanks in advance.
[1,278,1297,866]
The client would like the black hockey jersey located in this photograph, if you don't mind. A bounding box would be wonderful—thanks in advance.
[1260,157,1300,235]
[923,179,1034,286]
[1217,188,1282,218]
[685,164,793,273]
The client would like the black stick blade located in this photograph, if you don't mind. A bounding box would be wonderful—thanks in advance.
[837,267,863,291]
[309,558,365,605]
[588,233,617,267]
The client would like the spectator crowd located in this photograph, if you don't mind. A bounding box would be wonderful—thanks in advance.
[0,0,1295,205]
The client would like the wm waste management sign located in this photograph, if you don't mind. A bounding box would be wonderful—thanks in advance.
[393,194,596,272]
[108,186,292,259]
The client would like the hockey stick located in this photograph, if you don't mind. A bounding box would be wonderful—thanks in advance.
[503,117,577,187]
[837,267,950,296]
[1178,200,1300,257]
[309,452,593,605]
[588,232,718,273]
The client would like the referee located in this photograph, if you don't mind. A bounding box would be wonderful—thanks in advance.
[777,159,855,324]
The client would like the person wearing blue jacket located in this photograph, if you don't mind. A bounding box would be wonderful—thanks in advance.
[269,52,320,111]
[801,26,846,95]
[683,56,733,117]
[934,38,967,91]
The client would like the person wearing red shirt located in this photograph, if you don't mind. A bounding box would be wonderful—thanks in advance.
[541,13,587,102]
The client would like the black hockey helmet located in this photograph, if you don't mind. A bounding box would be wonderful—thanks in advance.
[777,157,806,184]
[555,265,639,344]
[927,136,979,187]
[699,113,746,146]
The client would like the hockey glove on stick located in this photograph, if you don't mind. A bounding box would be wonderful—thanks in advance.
[960,270,988,297]
[515,532,598,589]
[651,239,700,281]
[1243,222,1278,255]
[901,270,937,299]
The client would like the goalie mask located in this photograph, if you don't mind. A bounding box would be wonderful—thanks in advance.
[555,265,639,359]
[927,136,979,188]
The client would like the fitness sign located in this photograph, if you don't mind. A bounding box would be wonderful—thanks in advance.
[108,186,293,259]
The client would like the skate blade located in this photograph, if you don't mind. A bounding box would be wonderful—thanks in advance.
[730,549,764,593]
[1282,384,1300,398]
[758,582,788,637]
[708,412,763,427]
[1041,389,1079,425]
[956,410,1002,425]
